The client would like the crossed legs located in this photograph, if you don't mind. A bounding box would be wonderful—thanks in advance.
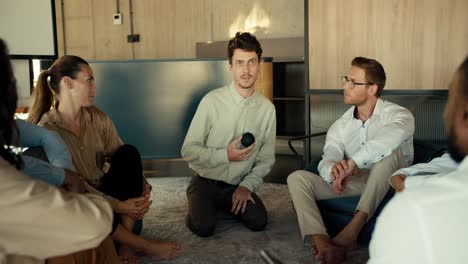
[100,144,181,262]
[287,150,405,263]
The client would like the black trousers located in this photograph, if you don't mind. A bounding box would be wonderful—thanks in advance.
[97,144,144,233]
[186,174,268,237]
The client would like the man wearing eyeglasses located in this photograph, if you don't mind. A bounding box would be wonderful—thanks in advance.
[181,32,276,237]
[288,57,414,263]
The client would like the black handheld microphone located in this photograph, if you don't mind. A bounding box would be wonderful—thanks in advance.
[241,132,255,148]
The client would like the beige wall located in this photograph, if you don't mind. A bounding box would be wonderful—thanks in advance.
[308,0,468,90]
[56,0,304,60]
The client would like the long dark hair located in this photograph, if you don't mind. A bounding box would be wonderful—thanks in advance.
[28,55,89,124]
[0,39,22,169]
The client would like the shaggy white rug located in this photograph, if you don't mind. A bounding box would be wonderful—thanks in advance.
[140,177,368,264]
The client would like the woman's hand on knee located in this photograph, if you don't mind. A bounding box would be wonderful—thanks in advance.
[116,195,151,217]
[135,198,152,219]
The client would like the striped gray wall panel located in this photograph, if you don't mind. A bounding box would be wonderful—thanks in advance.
[309,93,447,145]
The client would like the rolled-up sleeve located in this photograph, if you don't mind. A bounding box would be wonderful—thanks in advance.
[318,122,344,183]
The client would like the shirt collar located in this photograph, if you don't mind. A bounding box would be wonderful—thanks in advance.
[372,98,384,117]
[347,98,384,120]
[42,109,63,127]
[228,82,256,105]
[42,107,91,129]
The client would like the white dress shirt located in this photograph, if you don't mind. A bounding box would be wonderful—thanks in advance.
[318,99,415,183]
[390,153,458,189]
[368,156,468,264]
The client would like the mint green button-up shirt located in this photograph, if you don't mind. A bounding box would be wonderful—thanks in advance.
[181,82,276,192]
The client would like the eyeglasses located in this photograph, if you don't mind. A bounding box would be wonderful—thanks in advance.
[341,76,372,89]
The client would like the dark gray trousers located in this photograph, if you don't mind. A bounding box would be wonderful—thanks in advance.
[186,174,268,237]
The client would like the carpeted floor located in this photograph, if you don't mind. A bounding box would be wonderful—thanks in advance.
[140,177,369,264]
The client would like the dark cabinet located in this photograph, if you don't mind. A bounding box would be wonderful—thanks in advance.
[273,60,305,137]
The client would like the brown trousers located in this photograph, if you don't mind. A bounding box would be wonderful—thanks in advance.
[46,236,118,264]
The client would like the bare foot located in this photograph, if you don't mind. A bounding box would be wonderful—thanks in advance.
[315,244,346,264]
[119,245,139,264]
[333,210,367,249]
[143,240,181,260]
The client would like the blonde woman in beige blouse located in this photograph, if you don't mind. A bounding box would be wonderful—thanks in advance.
[28,55,181,263]
[0,37,118,264]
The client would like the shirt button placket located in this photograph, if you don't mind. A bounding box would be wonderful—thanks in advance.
[360,123,366,148]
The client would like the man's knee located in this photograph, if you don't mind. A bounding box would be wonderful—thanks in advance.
[185,214,216,237]
[243,213,268,232]
[287,170,308,186]
[287,170,301,186]
[367,151,405,185]
[287,170,321,190]
[373,149,404,169]
[241,196,268,231]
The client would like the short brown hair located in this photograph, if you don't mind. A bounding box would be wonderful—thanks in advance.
[227,32,262,65]
[351,57,386,97]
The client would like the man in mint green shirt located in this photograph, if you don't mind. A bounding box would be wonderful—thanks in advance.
[181,32,276,237]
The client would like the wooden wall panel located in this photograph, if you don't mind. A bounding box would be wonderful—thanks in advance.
[63,18,95,59]
[308,0,468,90]
[132,0,211,59]
[57,0,303,60]
[92,0,133,60]
[61,0,95,59]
